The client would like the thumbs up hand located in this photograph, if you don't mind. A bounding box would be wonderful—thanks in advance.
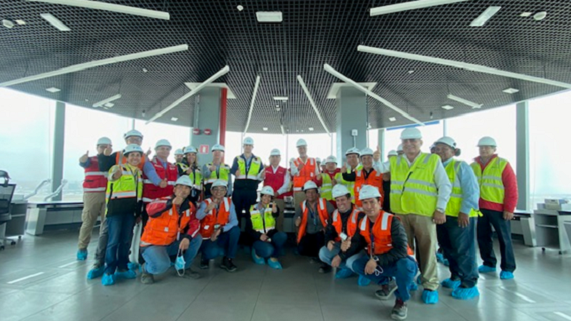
[146,147,152,157]
[104,146,113,156]
[373,145,381,162]
[159,178,168,188]
[80,150,89,163]
[341,162,348,173]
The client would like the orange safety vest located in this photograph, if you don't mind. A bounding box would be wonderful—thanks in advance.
[358,211,414,256]
[331,207,360,242]
[292,157,317,192]
[297,198,329,243]
[354,168,384,207]
[115,151,147,170]
[141,198,199,246]
[200,197,232,238]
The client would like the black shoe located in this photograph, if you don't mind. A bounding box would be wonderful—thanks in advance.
[200,258,209,270]
[220,257,237,272]
[391,298,408,320]
[318,263,332,274]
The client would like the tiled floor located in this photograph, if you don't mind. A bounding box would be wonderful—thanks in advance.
[1,230,571,321]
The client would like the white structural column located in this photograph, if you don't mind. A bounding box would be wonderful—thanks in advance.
[516,101,530,211]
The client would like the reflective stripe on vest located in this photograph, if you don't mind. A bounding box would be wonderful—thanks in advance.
[250,204,276,233]
[297,198,329,244]
[358,212,414,256]
[293,158,316,189]
[471,157,508,204]
[200,197,231,238]
[332,207,360,239]
[236,156,262,180]
[105,165,142,202]
[141,199,195,246]
[83,156,107,192]
[188,167,203,189]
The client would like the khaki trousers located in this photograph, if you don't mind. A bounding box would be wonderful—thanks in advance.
[78,192,107,250]
[274,199,285,231]
[396,214,439,290]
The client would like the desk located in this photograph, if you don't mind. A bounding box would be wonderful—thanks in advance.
[513,212,536,247]
[25,201,84,236]
[559,211,571,252]
[533,209,571,254]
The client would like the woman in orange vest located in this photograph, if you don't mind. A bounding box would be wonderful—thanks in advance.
[349,185,418,321]
[139,176,203,284]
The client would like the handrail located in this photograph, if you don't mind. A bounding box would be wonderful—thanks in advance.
[23,179,51,200]
[43,179,67,202]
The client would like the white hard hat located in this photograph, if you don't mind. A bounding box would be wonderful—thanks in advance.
[360,147,374,157]
[388,150,398,157]
[477,136,497,147]
[211,179,227,189]
[174,149,184,156]
[325,155,337,164]
[243,137,254,146]
[296,139,307,147]
[184,145,197,154]
[97,137,112,145]
[270,148,281,156]
[397,144,403,152]
[260,186,275,196]
[316,157,322,163]
[332,184,350,199]
[123,144,144,155]
[303,181,318,192]
[358,185,381,201]
[212,144,225,152]
[175,176,193,187]
[345,147,360,156]
[435,136,457,149]
[155,139,172,149]
[400,127,422,140]
[124,129,143,139]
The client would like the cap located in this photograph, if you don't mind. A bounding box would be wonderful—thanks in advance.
[303,181,318,192]
[124,129,143,139]
[477,136,497,147]
[184,145,197,154]
[260,186,275,196]
[211,179,227,189]
[155,139,172,149]
[97,137,112,145]
[325,155,337,164]
[345,147,360,156]
[270,148,281,156]
[332,184,350,199]
[175,176,193,187]
[296,139,307,147]
[211,144,225,152]
[360,147,374,157]
[400,127,422,140]
[358,185,381,200]
[434,136,457,149]
[243,137,254,145]
[123,144,144,155]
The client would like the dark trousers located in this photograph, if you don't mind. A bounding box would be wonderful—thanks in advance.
[477,208,516,272]
[353,256,418,302]
[253,231,288,258]
[232,188,258,245]
[201,226,241,260]
[437,217,479,288]
[105,214,135,274]
[297,232,325,258]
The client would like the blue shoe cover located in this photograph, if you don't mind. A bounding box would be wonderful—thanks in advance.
[441,278,461,290]
[101,273,115,286]
[358,275,371,286]
[478,265,496,273]
[443,258,450,266]
[77,249,88,261]
[500,271,514,280]
[436,252,445,263]
[422,290,439,304]
[452,286,479,300]
[409,281,418,291]
[335,268,354,279]
[267,259,283,270]
[128,262,141,272]
[87,266,105,280]
[251,249,266,265]
[115,269,137,279]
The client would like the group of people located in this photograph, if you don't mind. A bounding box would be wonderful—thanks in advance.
[77,127,518,320]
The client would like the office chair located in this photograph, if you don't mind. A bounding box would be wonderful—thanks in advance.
[0,170,16,250]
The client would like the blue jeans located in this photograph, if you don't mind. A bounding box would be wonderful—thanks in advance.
[253,231,287,258]
[141,235,203,275]
[352,256,418,302]
[201,226,240,260]
[477,209,516,272]
[105,214,135,274]
[319,243,366,272]
[437,217,478,288]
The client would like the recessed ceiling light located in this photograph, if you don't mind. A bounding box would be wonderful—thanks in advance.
[520,12,533,17]
[46,87,60,93]
[308,127,314,131]
[256,11,282,23]
[104,102,114,108]
[408,70,414,74]
[2,19,15,29]
[142,68,148,73]
[470,6,501,27]
[534,11,547,21]
[92,94,121,108]
[276,107,281,111]
[273,96,288,101]
[237,5,244,11]
[40,13,71,31]
[15,19,26,25]
[262,127,268,131]
[389,117,396,122]
[503,88,519,94]
[441,105,455,110]
[171,117,178,121]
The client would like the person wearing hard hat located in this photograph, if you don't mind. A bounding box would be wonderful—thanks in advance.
[471,136,518,280]
[350,185,418,321]
[141,139,178,227]
[263,148,290,231]
[230,137,265,244]
[336,147,362,204]
[101,144,144,286]
[181,146,202,204]
[77,137,112,262]
[248,186,287,269]
[316,156,341,207]
[433,137,480,300]
[316,157,323,173]
[319,184,368,281]
[174,149,184,164]
[290,139,320,215]
[294,180,334,273]
[376,127,452,304]
[202,144,232,199]
[342,147,384,208]
[196,179,240,272]
[174,148,187,175]
[382,150,398,212]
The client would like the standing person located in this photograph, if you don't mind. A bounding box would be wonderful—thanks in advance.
[174,149,184,164]
[342,147,384,208]
[316,157,323,173]
[230,137,264,244]
[317,156,341,207]
[433,137,480,300]
[102,144,144,286]
[249,186,288,269]
[202,144,232,199]
[471,136,518,280]
[294,181,334,273]
[77,137,112,261]
[175,149,188,174]
[140,176,203,284]
[383,150,398,212]
[336,148,362,204]
[290,139,320,214]
[181,146,203,204]
[263,148,290,231]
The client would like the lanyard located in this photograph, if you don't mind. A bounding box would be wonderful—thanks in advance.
[244,156,252,177]
[308,205,318,226]
[369,220,375,258]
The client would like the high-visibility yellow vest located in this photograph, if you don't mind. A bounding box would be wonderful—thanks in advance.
[250,204,276,233]
[105,164,143,214]
[321,173,334,201]
[205,163,230,184]
[470,157,508,204]
[236,156,262,179]
[188,167,203,190]
[444,159,478,217]
[390,153,439,216]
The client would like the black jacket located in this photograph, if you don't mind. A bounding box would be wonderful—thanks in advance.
[324,205,365,244]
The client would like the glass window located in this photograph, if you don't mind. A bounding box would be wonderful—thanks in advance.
[286,133,335,164]
[0,88,55,201]
[385,121,444,156]
[134,120,190,160]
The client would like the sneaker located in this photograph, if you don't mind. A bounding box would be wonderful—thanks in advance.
[200,258,210,270]
[391,298,408,320]
[478,265,496,274]
[140,271,154,284]
[180,267,201,279]
[220,257,237,272]
[76,249,88,261]
[376,281,398,300]
[500,271,514,280]
[318,263,332,274]
[87,264,105,280]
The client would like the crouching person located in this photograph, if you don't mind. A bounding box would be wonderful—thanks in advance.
[140,176,203,284]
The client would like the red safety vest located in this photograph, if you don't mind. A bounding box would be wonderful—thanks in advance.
[264,166,287,199]
[142,158,178,204]
[292,157,317,192]
[354,168,384,207]
[200,197,232,238]
[141,197,199,246]
[297,198,329,243]
[358,211,414,256]
[83,156,107,193]
[331,207,360,242]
